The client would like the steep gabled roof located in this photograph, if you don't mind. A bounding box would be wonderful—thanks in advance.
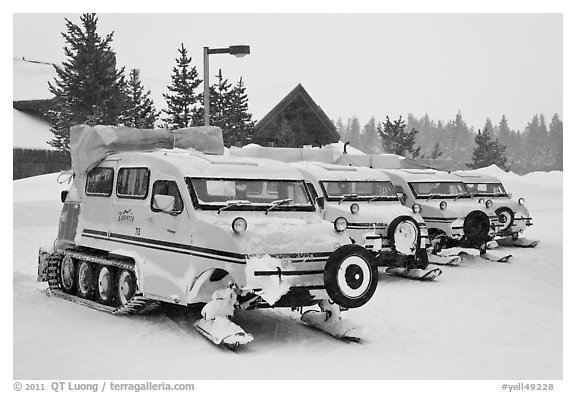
[254,84,339,142]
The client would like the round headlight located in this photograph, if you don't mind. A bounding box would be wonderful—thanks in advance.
[485,199,493,208]
[350,203,360,214]
[232,217,247,234]
[478,198,485,204]
[440,201,447,210]
[334,217,348,232]
[518,197,525,205]
[412,203,422,214]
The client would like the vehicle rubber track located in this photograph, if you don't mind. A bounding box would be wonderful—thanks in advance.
[46,250,161,315]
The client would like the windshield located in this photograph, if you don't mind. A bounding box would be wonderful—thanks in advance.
[465,182,507,197]
[409,182,471,199]
[320,181,398,201]
[186,178,315,212]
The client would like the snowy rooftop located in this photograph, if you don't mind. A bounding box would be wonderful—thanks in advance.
[291,161,392,182]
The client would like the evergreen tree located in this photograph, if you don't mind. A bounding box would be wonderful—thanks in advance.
[484,118,495,139]
[227,76,256,147]
[48,13,127,151]
[348,116,361,148]
[360,117,379,153]
[378,116,421,157]
[549,113,563,170]
[122,69,157,128]
[467,128,508,169]
[207,69,233,132]
[428,141,444,159]
[523,115,544,171]
[162,43,202,129]
[335,117,345,139]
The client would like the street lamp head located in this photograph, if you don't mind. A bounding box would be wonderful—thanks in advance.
[229,45,250,57]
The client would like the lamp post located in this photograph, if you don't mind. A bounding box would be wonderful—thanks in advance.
[203,45,251,126]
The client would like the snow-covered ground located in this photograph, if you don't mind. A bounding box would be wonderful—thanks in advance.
[13,167,562,380]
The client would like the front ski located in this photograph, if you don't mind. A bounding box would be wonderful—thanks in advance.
[194,317,254,350]
[497,237,539,248]
[481,253,513,263]
[301,310,361,342]
[428,253,462,266]
[384,266,442,281]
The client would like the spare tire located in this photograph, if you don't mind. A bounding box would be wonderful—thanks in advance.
[463,210,491,244]
[388,216,421,256]
[495,207,514,232]
[324,244,378,309]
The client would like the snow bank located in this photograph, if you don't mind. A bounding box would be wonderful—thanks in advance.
[13,172,70,203]
[465,164,562,189]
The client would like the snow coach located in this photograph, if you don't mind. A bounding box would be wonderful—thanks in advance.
[453,171,537,248]
[37,125,380,349]
[290,161,441,281]
[380,169,510,264]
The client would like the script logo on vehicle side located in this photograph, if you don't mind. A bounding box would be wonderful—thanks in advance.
[117,209,135,223]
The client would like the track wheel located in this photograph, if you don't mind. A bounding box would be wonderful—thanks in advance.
[59,254,76,294]
[77,261,95,299]
[96,266,116,305]
[117,270,137,306]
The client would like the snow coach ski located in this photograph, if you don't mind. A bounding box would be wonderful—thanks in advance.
[37,125,380,349]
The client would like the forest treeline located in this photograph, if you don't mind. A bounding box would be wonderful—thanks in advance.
[334,111,563,174]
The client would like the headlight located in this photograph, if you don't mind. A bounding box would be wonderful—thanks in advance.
[350,203,360,214]
[440,201,447,210]
[412,203,422,214]
[518,197,525,205]
[232,217,247,234]
[485,199,493,208]
[478,198,485,204]
[334,217,348,232]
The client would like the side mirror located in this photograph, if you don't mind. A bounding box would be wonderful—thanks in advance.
[61,190,68,203]
[315,196,325,210]
[397,192,407,205]
[153,194,175,213]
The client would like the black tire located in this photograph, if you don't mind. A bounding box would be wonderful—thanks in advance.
[117,269,137,306]
[324,244,378,309]
[495,207,514,232]
[387,216,421,255]
[96,265,116,305]
[463,210,491,245]
[59,254,76,294]
[77,260,95,299]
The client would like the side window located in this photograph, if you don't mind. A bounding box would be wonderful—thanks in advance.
[86,167,114,197]
[305,181,318,201]
[117,168,150,199]
[151,180,184,214]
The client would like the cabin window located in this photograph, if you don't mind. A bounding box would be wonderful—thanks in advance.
[86,167,114,197]
[151,180,184,214]
[116,168,150,199]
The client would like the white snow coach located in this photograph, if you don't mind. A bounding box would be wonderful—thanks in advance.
[380,169,509,263]
[290,162,441,281]
[453,171,537,248]
[37,125,379,349]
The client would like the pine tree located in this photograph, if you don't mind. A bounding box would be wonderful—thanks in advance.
[122,69,157,128]
[348,117,361,148]
[335,118,345,140]
[360,117,379,153]
[428,141,444,159]
[549,113,563,170]
[47,13,128,151]
[467,128,508,169]
[227,77,256,147]
[207,69,233,133]
[162,43,202,129]
[378,116,421,157]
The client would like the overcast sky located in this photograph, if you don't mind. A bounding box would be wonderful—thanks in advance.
[13,13,562,131]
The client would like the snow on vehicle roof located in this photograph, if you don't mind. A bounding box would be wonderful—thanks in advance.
[291,161,392,181]
[106,149,305,180]
[453,171,502,183]
[381,168,463,182]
